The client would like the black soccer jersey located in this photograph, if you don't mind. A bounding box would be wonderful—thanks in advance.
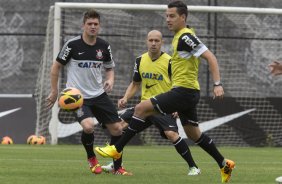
[56,35,115,98]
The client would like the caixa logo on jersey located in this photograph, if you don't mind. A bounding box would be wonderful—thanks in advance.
[142,72,164,81]
[78,62,102,68]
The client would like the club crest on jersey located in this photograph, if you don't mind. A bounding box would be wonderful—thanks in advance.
[96,49,103,59]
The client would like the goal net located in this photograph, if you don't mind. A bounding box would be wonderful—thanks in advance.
[35,3,282,146]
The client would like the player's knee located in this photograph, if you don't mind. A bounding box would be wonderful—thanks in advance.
[134,103,145,116]
[183,124,201,141]
[81,119,94,133]
[107,122,123,136]
[82,125,94,134]
[164,131,179,142]
[120,120,129,130]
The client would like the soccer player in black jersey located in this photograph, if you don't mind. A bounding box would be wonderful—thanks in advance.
[46,9,132,176]
[101,30,201,175]
[96,1,236,182]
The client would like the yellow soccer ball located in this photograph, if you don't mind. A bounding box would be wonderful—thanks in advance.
[58,87,83,111]
[36,136,46,145]
[1,136,13,144]
[27,135,38,145]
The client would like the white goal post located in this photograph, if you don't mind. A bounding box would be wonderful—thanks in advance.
[53,3,282,64]
[36,2,282,145]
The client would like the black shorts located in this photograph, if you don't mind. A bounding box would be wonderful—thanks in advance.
[150,87,200,126]
[74,93,121,126]
[120,108,178,139]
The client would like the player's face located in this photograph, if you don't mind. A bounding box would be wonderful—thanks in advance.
[166,7,186,33]
[147,33,162,54]
[83,18,100,37]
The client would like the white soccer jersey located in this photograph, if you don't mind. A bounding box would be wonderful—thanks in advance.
[56,35,115,99]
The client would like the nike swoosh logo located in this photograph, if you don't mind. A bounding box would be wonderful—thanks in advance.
[0,108,21,118]
[145,83,157,89]
[57,108,255,138]
[176,108,256,139]
[78,52,85,55]
[199,108,255,132]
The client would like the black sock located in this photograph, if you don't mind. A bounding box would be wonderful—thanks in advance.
[111,135,123,170]
[81,131,95,159]
[173,137,197,168]
[115,116,148,152]
[196,133,224,168]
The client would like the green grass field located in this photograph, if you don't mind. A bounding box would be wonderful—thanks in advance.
[0,145,281,184]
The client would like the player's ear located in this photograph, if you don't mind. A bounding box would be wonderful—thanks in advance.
[180,14,186,22]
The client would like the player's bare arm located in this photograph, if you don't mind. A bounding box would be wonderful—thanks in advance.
[46,61,62,109]
[118,81,141,109]
[201,50,224,99]
[104,68,114,93]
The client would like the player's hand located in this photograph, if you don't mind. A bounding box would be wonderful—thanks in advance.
[213,86,224,99]
[46,91,58,109]
[172,112,179,119]
[104,80,113,93]
[118,98,127,109]
[269,61,282,76]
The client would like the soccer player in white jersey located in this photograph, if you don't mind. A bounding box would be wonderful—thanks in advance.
[95,1,235,182]
[46,9,132,176]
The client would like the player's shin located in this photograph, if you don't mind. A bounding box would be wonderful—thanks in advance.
[110,135,123,170]
[115,116,147,152]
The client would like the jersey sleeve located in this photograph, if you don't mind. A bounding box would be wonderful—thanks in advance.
[132,56,142,82]
[103,45,116,69]
[177,33,208,58]
[56,40,73,65]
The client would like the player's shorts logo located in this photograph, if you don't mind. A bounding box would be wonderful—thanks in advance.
[76,108,84,118]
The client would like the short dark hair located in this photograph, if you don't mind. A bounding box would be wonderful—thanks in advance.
[83,9,100,23]
[168,1,188,20]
